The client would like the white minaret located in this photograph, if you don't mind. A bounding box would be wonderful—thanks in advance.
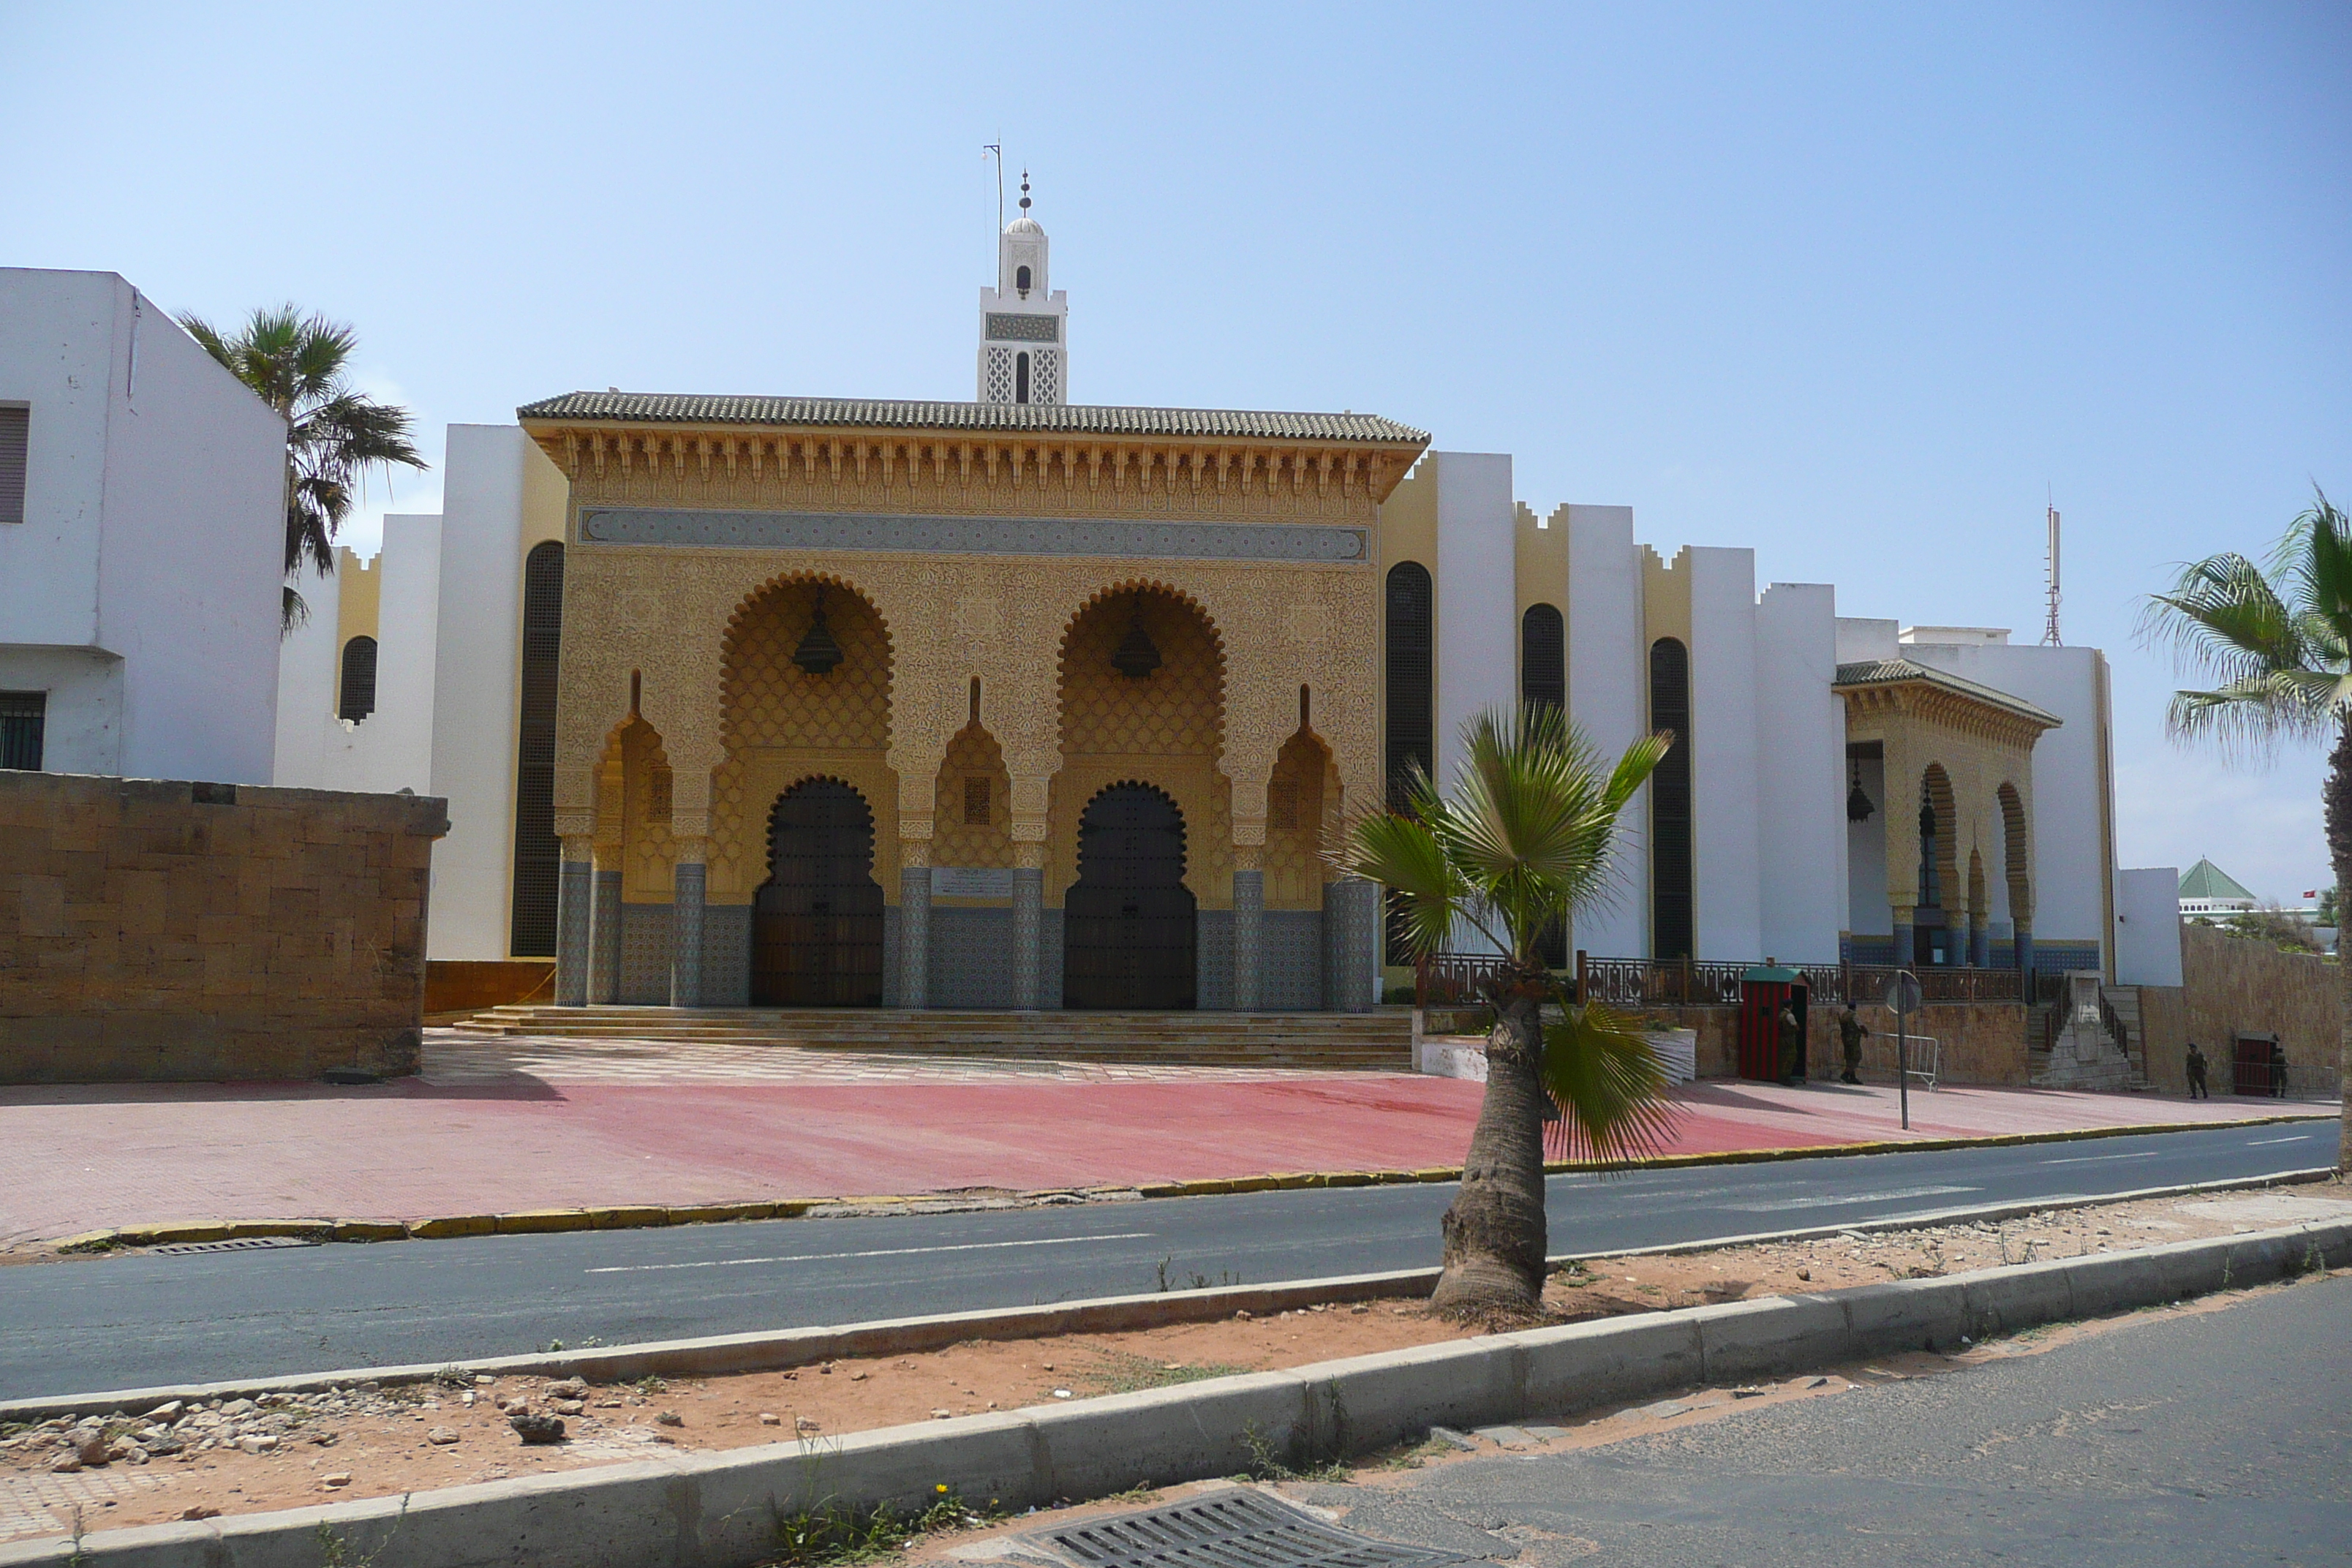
[976,171,1068,406]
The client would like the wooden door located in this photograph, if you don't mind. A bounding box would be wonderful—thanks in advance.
[752,780,885,1007]
[1063,784,1196,1010]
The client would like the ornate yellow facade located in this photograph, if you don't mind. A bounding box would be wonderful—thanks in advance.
[520,396,1428,1011]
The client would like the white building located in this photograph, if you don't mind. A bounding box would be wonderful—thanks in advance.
[280,211,2132,991]
[0,268,284,783]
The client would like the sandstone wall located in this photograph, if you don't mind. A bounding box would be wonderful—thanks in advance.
[2138,922,2344,1100]
[0,772,448,1082]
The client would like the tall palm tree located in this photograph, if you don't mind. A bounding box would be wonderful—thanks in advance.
[178,306,426,630]
[2139,486,2352,1171]
[1335,704,1676,1314]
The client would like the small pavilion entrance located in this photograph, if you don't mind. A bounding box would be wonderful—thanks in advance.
[1063,783,1196,1010]
[752,779,885,1006]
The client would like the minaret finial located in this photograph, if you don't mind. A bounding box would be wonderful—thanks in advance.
[1019,170,1031,216]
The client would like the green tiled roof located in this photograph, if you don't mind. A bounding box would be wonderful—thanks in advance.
[2178,858,2255,902]
[1833,658,2062,727]
[516,392,1429,445]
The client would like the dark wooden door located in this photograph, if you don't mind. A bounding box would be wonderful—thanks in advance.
[1063,784,1196,1010]
[752,780,884,1007]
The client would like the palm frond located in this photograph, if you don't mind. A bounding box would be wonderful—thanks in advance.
[1539,999,1680,1164]
[1330,807,1474,961]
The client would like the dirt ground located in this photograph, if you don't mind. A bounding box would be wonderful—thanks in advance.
[5,1179,2345,1544]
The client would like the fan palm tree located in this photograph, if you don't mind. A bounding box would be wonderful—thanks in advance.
[1334,704,1677,1314]
[2139,486,2351,1171]
[178,306,426,630]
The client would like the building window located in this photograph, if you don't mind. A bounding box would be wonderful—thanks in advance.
[337,636,378,722]
[1016,263,1032,295]
[963,775,991,826]
[0,406,26,526]
[1384,561,1435,964]
[1520,603,1564,712]
[1648,637,1693,962]
[0,691,43,770]
[510,541,565,959]
[1269,780,1300,832]
[1016,351,1030,404]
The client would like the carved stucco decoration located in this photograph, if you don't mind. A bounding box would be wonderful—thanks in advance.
[1841,683,2043,924]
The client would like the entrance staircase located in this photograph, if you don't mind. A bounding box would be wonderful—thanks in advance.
[448,1006,1415,1071]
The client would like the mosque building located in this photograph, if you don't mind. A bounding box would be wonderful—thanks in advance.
[274,188,2133,1016]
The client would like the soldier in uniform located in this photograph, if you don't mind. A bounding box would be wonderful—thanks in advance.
[2185,1041,2209,1100]
[1839,1000,1866,1085]
[1777,1000,1803,1086]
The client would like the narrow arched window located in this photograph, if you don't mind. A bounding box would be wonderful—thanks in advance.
[1648,637,1693,962]
[1384,561,1436,965]
[509,541,565,959]
[338,636,378,722]
[1520,603,1564,712]
[1015,264,1032,295]
[1015,352,1030,404]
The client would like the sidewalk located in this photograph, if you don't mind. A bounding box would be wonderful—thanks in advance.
[0,1031,2333,1245]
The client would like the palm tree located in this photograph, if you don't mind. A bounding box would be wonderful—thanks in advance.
[2139,487,2352,1171]
[1335,704,1676,1314]
[178,306,426,630]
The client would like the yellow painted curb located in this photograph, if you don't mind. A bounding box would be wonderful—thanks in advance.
[664,1202,777,1225]
[407,1215,497,1240]
[53,1230,118,1253]
[589,1206,668,1230]
[495,1210,596,1235]
[331,1220,407,1243]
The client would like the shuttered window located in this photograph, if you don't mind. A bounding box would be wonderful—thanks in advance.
[337,636,378,722]
[1384,562,1435,962]
[1649,638,1694,961]
[509,542,565,958]
[1520,603,1564,712]
[0,407,27,526]
[0,691,43,771]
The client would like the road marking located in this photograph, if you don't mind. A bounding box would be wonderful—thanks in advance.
[2039,1150,2162,1165]
[584,1232,1158,1275]
[2245,1135,2310,1147]
[1724,1184,1977,1213]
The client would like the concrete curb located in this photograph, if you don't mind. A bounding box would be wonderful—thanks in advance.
[7,1216,2345,1568]
[43,1110,2337,1254]
[5,1166,2332,1425]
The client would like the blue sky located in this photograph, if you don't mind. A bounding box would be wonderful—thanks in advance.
[6,2,2345,901]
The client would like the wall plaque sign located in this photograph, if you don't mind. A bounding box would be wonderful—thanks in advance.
[932,866,1017,899]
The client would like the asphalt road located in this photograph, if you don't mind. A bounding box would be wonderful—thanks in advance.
[1294,1270,2352,1567]
[0,1119,2332,1401]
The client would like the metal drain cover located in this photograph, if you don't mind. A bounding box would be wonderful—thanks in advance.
[1024,1488,1474,1568]
[150,1235,321,1256]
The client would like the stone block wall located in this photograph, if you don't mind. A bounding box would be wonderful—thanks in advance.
[2137,923,2342,1098]
[0,772,448,1082]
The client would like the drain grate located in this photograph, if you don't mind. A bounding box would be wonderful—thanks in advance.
[1024,1488,1474,1568]
[149,1235,322,1256]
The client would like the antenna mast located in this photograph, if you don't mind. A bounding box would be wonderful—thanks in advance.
[982,141,1004,235]
[2041,495,2062,647]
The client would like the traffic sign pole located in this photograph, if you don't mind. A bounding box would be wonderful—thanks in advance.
[1885,970,1922,1131]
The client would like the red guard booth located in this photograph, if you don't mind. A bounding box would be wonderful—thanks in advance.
[1737,964,1809,1081]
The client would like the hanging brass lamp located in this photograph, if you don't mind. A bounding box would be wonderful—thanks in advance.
[1110,594,1161,679]
[793,586,845,676]
[1845,757,1874,822]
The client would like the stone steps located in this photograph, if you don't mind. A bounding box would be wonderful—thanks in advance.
[450,1006,1414,1070]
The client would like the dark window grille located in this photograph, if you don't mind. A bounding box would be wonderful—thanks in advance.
[337,636,378,722]
[1520,603,1564,712]
[1016,352,1030,404]
[0,690,43,771]
[1649,637,1694,962]
[1384,562,1436,964]
[963,774,991,826]
[509,542,565,957]
[0,406,26,527]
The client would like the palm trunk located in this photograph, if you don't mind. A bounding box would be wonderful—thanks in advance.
[2327,714,2352,1173]
[1431,979,1550,1312]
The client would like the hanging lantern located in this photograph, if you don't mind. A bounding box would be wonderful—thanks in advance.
[1110,595,1161,679]
[792,586,845,676]
[1845,758,1874,822]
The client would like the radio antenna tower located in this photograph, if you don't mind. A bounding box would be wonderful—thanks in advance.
[982,140,1005,234]
[2041,492,2062,647]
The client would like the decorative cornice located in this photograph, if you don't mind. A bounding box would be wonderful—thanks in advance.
[1836,681,2054,753]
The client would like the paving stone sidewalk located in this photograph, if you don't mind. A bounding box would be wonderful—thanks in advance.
[0,1030,2331,1246]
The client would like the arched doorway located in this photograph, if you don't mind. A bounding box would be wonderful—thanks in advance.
[1064,784,1196,1010]
[752,779,884,1007]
